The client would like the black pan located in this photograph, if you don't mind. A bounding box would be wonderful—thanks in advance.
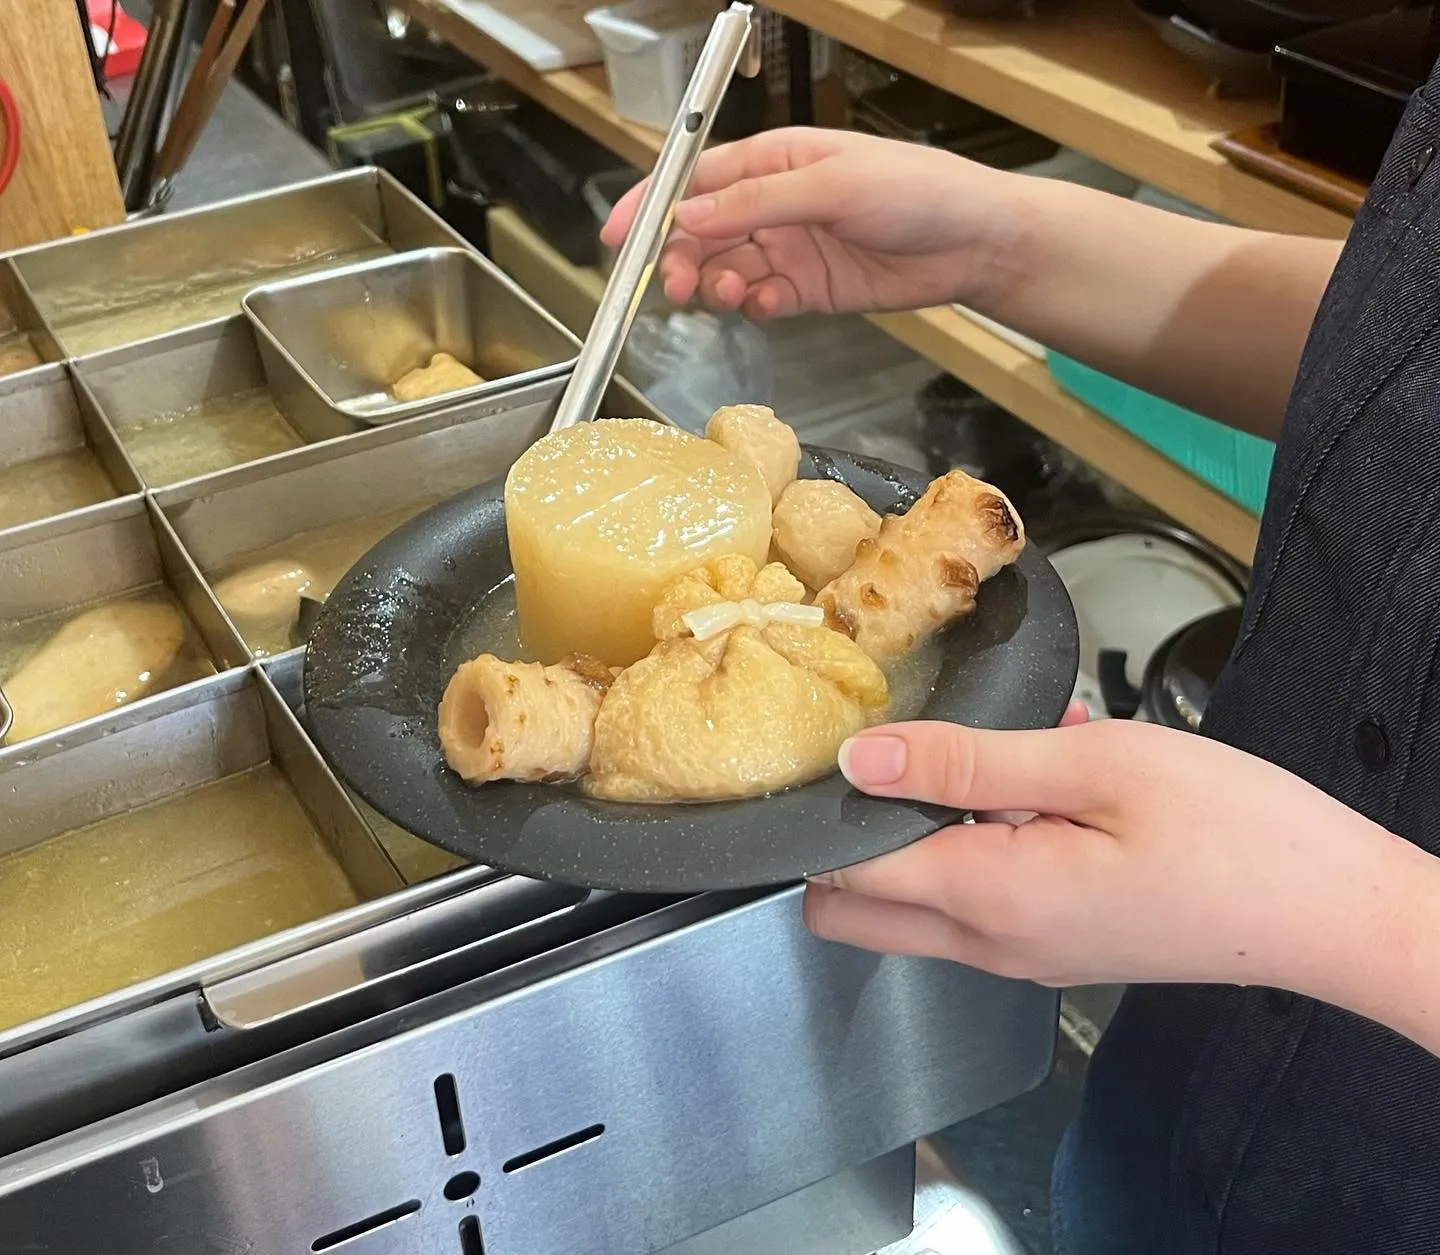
[303,447,1079,894]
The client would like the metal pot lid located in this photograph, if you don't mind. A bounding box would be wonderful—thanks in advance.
[1143,604,1245,730]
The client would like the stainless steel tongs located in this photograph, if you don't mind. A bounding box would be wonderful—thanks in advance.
[548,2,763,433]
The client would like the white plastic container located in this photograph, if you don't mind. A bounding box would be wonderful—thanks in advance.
[585,0,716,130]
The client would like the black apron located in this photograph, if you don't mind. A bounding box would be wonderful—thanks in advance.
[1056,59,1440,1255]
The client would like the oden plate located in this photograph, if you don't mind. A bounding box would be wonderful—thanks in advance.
[304,448,1079,893]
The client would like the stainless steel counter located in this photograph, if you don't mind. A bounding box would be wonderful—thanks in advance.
[167,75,331,211]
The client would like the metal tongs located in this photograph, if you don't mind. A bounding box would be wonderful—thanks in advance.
[548,2,763,434]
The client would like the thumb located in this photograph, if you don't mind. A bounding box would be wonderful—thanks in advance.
[674,167,831,239]
[838,720,1108,823]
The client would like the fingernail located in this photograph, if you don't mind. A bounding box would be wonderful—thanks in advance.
[839,734,907,787]
[677,196,716,224]
[805,872,835,885]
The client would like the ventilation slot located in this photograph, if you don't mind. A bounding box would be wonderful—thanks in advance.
[502,1123,605,1174]
[458,1215,485,1255]
[434,1073,467,1156]
[311,1200,421,1251]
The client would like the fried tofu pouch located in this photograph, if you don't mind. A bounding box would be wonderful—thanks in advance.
[816,469,1025,665]
[439,653,616,785]
[391,352,485,403]
[586,556,888,803]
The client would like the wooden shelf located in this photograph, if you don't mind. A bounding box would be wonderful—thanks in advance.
[402,0,1263,560]
[400,0,666,169]
[872,306,1259,561]
[764,0,1352,239]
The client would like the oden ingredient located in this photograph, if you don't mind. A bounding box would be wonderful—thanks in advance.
[208,502,436,657]
[505,418,772,667]
[391,351,485,403]
[587,556,889,803]
[2,598,197,743]
[439,653,616,784]
[817,470,1025,664]
[214,559,317,655]
[705,404,800,505]
[771,479,882,589]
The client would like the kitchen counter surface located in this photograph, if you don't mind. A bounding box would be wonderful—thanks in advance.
[102,49,329,215]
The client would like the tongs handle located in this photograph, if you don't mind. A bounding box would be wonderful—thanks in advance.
[549,2,762,433]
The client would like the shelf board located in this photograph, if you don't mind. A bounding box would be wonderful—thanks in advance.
[403,0,1260,561]
[872,305,1258,562]
[764,0,1352,239]
[399,0,666,169]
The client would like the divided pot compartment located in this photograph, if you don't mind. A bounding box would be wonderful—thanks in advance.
[241,246,580,426]
[0,363,143,535]
[8,168,471,359]
[154,378,562,663]
[72,317,361,488]
[0,159,671,1065]
[263,649,471,884]
[0,262,62,381]
[0,496,247,747]
[0,667,405,1038]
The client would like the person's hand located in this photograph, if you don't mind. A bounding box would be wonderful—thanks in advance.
[803,715,1427,998]
[601,128,1017,320]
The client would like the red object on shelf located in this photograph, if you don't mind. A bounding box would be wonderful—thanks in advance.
[0,75,19,199]
[86,0,148,78]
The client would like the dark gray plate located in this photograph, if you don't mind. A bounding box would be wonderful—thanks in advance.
[304,448,1079,893]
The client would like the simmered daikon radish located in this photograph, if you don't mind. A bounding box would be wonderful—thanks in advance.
[504,419,772,667]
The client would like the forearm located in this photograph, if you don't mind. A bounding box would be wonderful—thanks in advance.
[971,174,1343,440]
[1279,820,1440,1056]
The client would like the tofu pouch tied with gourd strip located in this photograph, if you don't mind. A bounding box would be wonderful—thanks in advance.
[586,555,889,804]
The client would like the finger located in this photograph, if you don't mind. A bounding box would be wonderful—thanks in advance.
[675,166,835,240]
[602,132,810,247]
[658,232,753,304]
[741,275,802,321]
[1059,700,1090,728]
[837,720,1108,820]
[700,239,775,288]
[658,237,702,304]
[688,240,771,311]
[700,268,749,312]
[810,820,1022,913]
[802,881,997,965]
